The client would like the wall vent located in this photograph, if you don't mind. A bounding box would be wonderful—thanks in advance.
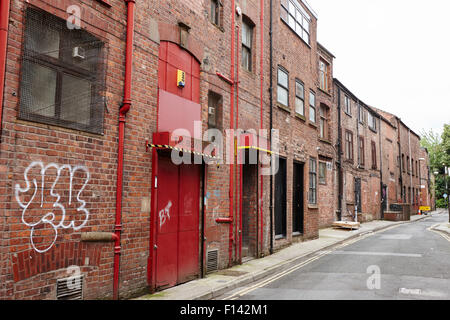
[206,249,219,274]
[56,275,84,300]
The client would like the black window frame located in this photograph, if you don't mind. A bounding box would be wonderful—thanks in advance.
[309,157,317,204]
[241,17,254,72]
[295,79,305,116]
[309,90,316,123]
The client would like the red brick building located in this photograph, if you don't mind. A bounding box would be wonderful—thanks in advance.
[333,79,382,223]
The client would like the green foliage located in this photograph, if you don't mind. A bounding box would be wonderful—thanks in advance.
[436,198,448,209]
[420,125,450,207]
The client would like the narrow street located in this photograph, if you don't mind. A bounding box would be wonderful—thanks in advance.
[221,211,450,300]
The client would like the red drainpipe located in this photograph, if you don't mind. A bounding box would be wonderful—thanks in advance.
[259,0,264,255]
[228,0,235,267]
[236,25,241,264]
[113,0,135,300]
[0,0,10,138]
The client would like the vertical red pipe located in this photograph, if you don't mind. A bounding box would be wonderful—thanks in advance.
[0,0,11,139]
[236,25,242,264]
[114,0,135,300]
[259,0,264,255]
[228,0,235,267]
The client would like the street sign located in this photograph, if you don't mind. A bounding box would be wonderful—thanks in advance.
[420,206,431,212]
[444,194,448,199]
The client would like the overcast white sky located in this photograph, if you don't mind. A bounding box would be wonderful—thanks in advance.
[309,0,450,136]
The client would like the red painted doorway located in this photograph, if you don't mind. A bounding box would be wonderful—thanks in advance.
[154,155,201,289]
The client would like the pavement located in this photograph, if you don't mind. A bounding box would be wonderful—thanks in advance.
[135,213,431,300]
[430,209,450,238]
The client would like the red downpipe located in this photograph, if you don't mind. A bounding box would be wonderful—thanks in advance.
[236,25,241,264]
[113,0,135,300]
[259,0,264,255]
[0,0,11,139]
[228,0,235,267]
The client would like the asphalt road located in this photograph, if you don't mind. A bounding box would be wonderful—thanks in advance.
[222,211,450,300]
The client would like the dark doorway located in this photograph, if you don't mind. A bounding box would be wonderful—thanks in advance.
[293,162,304,234]
[275,157,287,238]
[355,178,362,213]
[242,161,258,259]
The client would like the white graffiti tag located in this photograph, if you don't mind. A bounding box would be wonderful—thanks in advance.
[159,201,172,229]
[15,161,90,253]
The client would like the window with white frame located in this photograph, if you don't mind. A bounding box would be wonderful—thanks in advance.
[277,67,289,107]
[295,80,304,116]
[309,90,316,123]
[280,0,311,44]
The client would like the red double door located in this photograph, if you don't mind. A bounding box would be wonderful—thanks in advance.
[154,156,201,289]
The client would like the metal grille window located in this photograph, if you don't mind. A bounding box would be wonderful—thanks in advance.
[280,0,311,44]
[277,67,289,106]
[295,80,304,116]
[309,158,317,204]
[309,90,316,123]
[19,8,105,134]
[242,18,253,72]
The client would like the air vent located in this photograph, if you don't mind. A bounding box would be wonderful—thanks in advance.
[56,275,83,300]
[206,249,219,274]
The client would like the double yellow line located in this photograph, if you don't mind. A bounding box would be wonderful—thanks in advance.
[428,224,450,242]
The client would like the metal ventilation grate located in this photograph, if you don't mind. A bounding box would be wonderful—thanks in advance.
[56,275,84,300]
[206,249,219,274]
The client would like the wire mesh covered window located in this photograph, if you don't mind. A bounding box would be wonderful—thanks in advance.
[19,8,106,134]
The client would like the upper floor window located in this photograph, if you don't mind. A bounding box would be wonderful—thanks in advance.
[210,0,220,26]
[358,136,365,167]
[371,141,377,169]
[309,91,316,123]
[319,105,329,140]
[19,8,105,134]
[319,161,327,185]
[242,18,254,72]
[345,130,354,161]
[295,80,305,116]
[358,105,365,124]
[319,59,329,92]
[344,95,351,115]
[280,0,311,44]
[368,112,377,131]
[277,67,289,107]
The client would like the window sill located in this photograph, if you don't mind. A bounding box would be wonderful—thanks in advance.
[210,22,225,33]
[277,103,291,113]
[295,113,306,122]
[319,138,332,145]
[318,87,332,97]
[96,0,112,7]
[369,127,377,133]
[344,111,352,117]
[292,232,303,237]
[309,121,317,129]
[275,235,286,240]
[308,204,319,210]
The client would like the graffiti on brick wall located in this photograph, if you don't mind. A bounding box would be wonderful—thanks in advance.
[159,201,172,229]
[15,161,90,253]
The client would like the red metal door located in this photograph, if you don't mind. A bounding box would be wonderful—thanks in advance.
[177,164,200,283]
[155,156,200,289]
[155,156,179,289]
